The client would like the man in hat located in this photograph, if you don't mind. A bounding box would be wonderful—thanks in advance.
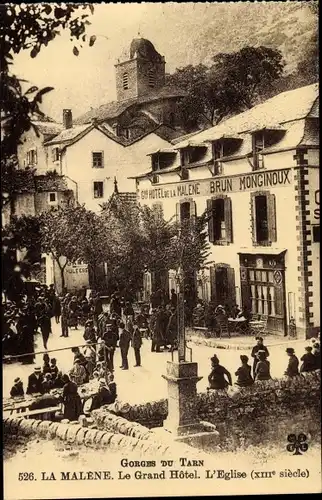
[312,343,321,370]
[208,354,232,390]
[102,325,118,371]
[254,350,271,381]
[300,346,316,373]
[10,377,24,398]
[131,321,142,367]
[119,321,131,370]
[60,298,69,338]
[251,337,270,376]
[284,347,299,377]
[235,355,254,387]
[69,358,88,385]
[83,319,96,344]
[26,366,44,395]
[90,378,114,411]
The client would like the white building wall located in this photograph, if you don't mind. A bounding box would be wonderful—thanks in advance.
[137,147,319,336]
[17,129,48,173]
[54,128,172,212]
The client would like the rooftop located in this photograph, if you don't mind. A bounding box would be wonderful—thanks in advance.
[74,86,186,125]
[173,83,319,149]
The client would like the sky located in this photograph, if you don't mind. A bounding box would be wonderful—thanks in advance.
[12,2,315,123]
[14,3,195,122]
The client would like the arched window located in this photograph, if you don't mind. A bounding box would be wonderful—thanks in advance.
[148,68,155,88]
[123,72,129,90]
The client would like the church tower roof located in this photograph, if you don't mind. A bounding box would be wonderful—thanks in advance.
[129,38,164,62]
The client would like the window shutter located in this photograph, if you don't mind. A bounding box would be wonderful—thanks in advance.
[207,199,215,243]
[176,202,181,224]
[224,197,233,243]
[226,267,236,308]
[240,267,251,312]
[189,200,197,223]
[267,193,277,242]
[250,192,257,245]
[34,149,38,165]
[210,266,216,303]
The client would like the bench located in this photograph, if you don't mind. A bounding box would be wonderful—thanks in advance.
[20,406,61,420]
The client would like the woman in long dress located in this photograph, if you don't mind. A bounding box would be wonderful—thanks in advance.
[61,374,82,421]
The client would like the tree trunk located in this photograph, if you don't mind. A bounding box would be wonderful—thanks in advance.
[60,266,65,292]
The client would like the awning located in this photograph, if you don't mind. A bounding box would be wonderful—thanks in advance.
[238,248,287,255]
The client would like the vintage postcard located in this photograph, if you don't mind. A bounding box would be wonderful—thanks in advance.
[2,1,320,498]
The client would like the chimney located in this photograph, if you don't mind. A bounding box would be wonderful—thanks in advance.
[63,109,73,129]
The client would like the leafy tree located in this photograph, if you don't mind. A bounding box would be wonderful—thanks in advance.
[212,46,285,110]
[39,205,85,291]
[166,46,285,130]
[71,206,114,291]
[1,3,94,301]
[168,211,211,304]
[2,215,42,302]
[101,197,145,296]
[1,3,95,159]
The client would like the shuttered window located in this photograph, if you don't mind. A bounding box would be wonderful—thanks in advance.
[251,191,277,245]
[27,149,37,165]
[176,200,197,224]
[207,196,233,245]
[123,72,129,90]
[52,148,60,162]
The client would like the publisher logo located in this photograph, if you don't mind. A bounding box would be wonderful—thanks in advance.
[287,434,308,455]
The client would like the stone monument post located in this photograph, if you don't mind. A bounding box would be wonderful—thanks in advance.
[162,268,203,437]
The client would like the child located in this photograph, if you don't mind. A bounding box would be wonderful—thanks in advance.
[50,358,59,380]
[43,353,51,375]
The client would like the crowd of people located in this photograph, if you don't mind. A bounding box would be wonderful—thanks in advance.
[208,335,321,390]
[10,346,118,421]
[4,282,321,420]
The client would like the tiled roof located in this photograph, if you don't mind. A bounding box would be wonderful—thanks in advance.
[44,122,179,149]
[44,124,91,146]
[132,84,319,179]
[173,83,319,149]
[32,121,64,138]
[171,130,207,145]
[74,86,186,125]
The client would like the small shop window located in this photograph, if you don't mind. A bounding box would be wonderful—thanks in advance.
[93,181,104,198]
[207,196,233,244]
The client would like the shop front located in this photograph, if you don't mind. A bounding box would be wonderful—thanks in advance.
[239,250,287,335]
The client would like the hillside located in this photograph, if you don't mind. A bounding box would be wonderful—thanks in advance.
[152,2,317,74]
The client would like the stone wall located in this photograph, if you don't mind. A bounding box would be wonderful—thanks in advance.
[3,414,209,459]
[106,371,321,433]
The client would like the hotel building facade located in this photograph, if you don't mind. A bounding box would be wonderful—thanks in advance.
[134,84,319,339]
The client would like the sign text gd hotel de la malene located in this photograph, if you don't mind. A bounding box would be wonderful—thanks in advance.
[139,168,292,201]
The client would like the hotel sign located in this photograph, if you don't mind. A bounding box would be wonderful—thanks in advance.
[139,168,292,201]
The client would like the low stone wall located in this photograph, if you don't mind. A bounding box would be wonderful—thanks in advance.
[91,409,161,440]
[2,416,171,455]
[107,371,321,432]
[3,414,210,459]
[106,399,168,429]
